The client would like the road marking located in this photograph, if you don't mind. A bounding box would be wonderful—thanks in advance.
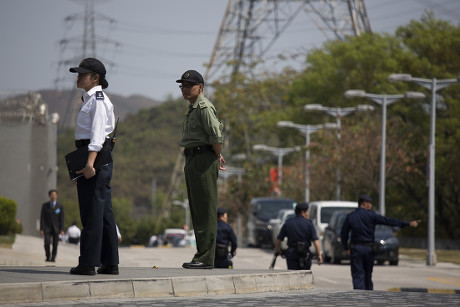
[315,276,339,284]
[426,277,460,287]
[388,288,460,294]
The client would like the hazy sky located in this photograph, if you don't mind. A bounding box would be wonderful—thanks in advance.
[0,0,458,101]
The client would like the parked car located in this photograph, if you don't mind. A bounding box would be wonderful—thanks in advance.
[162,228,187,246]
[246,198,296,247]
[322,210,400,265]
[270,209,295,249]
[308,201,357,252]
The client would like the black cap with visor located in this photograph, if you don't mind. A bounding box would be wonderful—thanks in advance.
[69,58,109,89]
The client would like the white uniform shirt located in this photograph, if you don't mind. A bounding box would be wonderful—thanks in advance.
[67,225,81,239]
[75,85,115,152]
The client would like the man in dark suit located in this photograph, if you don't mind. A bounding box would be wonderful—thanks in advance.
[40,189,64,262]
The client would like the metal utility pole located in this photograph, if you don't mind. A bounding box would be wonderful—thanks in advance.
[388,73,460,266]
[206,0,371,81]
[345,90,425,216]
[277,121,337,202]
[253,144,301,197]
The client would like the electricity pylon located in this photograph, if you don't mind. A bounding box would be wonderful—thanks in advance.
[165,0,371,217]
[205,0,371,81]
[55,0,120,128]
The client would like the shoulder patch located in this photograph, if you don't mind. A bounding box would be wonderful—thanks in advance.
[95,91,104,100]
[198,101,208,109]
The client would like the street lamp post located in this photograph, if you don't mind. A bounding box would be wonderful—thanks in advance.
[218,167,246,245]
[277,121,337,203]
[304,104,374,200]
[253,144,301,197]
[388,73,460,266]
[344,90,426,216]
[172,199,190,231]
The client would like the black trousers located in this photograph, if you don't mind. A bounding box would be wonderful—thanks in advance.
[214,256,229,268]
[285,247,312,270]
[44,232,59,259]
[77,162,119,267]
[350,245,374,290]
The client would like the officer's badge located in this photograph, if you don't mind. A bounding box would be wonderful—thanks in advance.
[183,72,190,79]
[96,91,104,100]
[80,60,85,66]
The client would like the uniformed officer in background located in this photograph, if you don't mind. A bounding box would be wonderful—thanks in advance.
[177,70,225,269]
[340,194,420,290]
[214,207,237,268]
[274,203,322,270]
[68,58,119,275]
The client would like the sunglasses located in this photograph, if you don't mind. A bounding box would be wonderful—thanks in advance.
[179,83,199,89]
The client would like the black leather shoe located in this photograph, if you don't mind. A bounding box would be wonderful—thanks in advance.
[50,257,55,262]
[182,261,213,269]
[97,265,119,275]
[45,258,51,262]
[70,265,96,275]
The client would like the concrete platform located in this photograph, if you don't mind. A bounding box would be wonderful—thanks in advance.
[0,266,313,304]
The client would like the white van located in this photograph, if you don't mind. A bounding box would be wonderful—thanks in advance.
[308,201,357,251]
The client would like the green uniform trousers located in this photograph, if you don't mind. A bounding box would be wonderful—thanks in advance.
[184,150,219,265]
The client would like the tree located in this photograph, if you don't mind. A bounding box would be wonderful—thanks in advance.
[285,13,460,239]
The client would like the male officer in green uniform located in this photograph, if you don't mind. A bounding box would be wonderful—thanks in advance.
[177,70,225,269]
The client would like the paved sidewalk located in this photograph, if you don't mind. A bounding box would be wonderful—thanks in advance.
[1,235,459,305]
[12,289,460,307]
[0,266,313,304]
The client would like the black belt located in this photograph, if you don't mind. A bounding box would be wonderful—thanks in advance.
[75,138,110,149]
[351,242,374,247]
[75,139,90,148]
[183,145,213,157]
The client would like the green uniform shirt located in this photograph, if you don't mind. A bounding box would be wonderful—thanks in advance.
[180,94,224,148]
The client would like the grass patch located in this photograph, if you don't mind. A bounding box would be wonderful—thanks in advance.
[400,248,460,265]
[0,234,15,249]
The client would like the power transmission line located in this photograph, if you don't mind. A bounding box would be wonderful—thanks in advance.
[55,0,121,129]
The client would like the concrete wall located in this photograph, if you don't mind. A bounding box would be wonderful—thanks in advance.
[0,121,57,236]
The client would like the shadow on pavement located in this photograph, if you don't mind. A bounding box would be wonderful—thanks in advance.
[0,268,69,275]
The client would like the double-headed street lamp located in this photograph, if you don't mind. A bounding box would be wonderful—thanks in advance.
[344,90,426,217]
[218,167,245,245]
[304,104,374,200]
[253,144,301,197]
[389,73,460,266]
[277,121,338,203]
[172,199,190,232]
[219,167,246,192]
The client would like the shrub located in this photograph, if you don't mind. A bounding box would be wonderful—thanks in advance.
[0,197,20,235]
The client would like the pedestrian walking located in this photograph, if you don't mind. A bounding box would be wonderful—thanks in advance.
[68,58,119,275]
[340,194,420,290]
[40,189,64,262]
[214,207,237,268]
[177,70,225,269]
[274,203,322,270]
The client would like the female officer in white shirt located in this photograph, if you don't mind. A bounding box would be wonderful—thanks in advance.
[68,58,119,275]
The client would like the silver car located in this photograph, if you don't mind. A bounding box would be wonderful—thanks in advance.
[270,209,295,249]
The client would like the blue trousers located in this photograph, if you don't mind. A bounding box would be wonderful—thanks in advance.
[77,162,119,267]
[350,245,374,290]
